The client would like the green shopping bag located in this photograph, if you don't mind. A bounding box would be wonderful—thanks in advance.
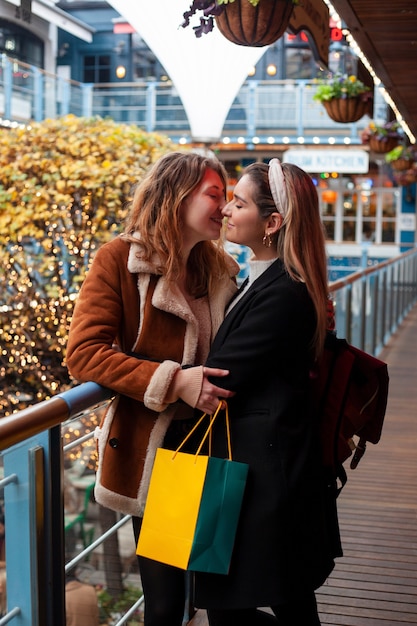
[136,402,248,574]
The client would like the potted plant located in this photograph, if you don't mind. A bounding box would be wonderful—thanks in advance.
[97,585,144,625]
[385,145,415,171]
[181,0,298,47]
[361,120,403,154]
[392,166,417,186]
[313,73,373,123]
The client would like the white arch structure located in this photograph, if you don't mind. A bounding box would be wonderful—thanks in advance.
[107,0,268,142]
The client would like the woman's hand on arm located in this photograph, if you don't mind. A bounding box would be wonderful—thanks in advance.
[195,367,235,414]
[167,366,235,414]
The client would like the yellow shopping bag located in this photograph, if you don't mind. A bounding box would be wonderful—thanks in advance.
[136,403,248,574]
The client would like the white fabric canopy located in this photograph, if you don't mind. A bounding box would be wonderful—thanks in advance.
[107,0,268,141]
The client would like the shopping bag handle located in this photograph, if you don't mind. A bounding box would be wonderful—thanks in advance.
[173,401,233,461]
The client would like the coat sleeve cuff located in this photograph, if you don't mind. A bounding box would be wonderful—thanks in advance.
[144,360,181,412]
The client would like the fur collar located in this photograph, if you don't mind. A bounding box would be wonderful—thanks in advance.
[126,237,239,330]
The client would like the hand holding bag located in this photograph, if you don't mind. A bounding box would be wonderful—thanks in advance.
[136,402,248,574]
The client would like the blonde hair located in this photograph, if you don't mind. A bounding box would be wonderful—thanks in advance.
[243,161,329,358]
[123,151,231,297]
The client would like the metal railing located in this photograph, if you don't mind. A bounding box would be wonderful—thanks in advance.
[0,53,379,145]
[0,249,416,625]
[330,247,417,355]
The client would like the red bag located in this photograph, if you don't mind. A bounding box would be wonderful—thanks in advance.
[311,332,389,493]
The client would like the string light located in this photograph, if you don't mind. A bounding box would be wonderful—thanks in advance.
[62,406,109,470]
[323,0,415,144]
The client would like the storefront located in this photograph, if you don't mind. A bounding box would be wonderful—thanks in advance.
[220,147,415,281]
[283,148,414,258]
[0,0,93,74]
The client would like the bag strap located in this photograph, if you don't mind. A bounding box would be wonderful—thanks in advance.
[173,401,233,461]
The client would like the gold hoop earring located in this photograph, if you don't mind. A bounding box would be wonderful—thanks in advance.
[262,233,273,247]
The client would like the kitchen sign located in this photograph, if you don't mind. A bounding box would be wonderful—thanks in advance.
[283,149,369,174]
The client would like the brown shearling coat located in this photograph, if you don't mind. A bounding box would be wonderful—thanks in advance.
[66,235,238,516]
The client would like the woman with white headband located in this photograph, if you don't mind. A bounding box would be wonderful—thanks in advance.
[174,159,341,625]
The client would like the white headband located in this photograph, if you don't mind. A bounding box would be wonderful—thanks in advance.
[268,158,287,217]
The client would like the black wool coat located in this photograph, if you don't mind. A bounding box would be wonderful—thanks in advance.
[193,258,341,610]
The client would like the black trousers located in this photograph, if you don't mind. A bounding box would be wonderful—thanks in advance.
[134,516,321,626]
[133,516,188,626]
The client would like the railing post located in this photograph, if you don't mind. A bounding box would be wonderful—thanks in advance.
[33,67,43,122]
[57,76,70,116]
[3,428,65,626]
[46,426,67,626]
[146,82,157,133]
[359,278,367,351]
[386,264,393,337]
[345,287,353,343]
[412,255,417,302]
[371,274,379,354]
[2,53,13,120]
[381,269,388,346]
[81,83,93,117]
[399,258,405,321]
[246,81,258,148]
[297,80,305,138]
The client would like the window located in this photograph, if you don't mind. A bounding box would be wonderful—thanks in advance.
[320,188,337,241]
[342,189,358,242]
[285,48,315,79]
[318,178,400,245]
[83,55,111,84]
[0,18,43,67]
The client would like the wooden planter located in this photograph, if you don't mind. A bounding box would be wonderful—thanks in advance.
[369,136,399,154]
[322,97,370,124]
[390,158,414,171]
[215,0,294,47]
[393,169,417,185]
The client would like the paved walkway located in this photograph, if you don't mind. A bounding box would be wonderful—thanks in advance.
[190,303,417,626]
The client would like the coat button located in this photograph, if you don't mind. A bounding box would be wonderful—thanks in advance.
[109,438,119,448]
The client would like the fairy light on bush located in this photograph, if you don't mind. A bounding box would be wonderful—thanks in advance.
[0,115,177,417]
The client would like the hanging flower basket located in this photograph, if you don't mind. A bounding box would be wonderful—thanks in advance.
[369,136,399,154]
[322,97,370,124]
[215,0,295,47]
[313,74,372,123]
[361,120,402,154]
[390,157,414,171]
[393,167,417,186]
[385,145,415,171]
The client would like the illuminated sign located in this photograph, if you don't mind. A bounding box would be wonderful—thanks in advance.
[287,28,343,45]
[283,149,370,174]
